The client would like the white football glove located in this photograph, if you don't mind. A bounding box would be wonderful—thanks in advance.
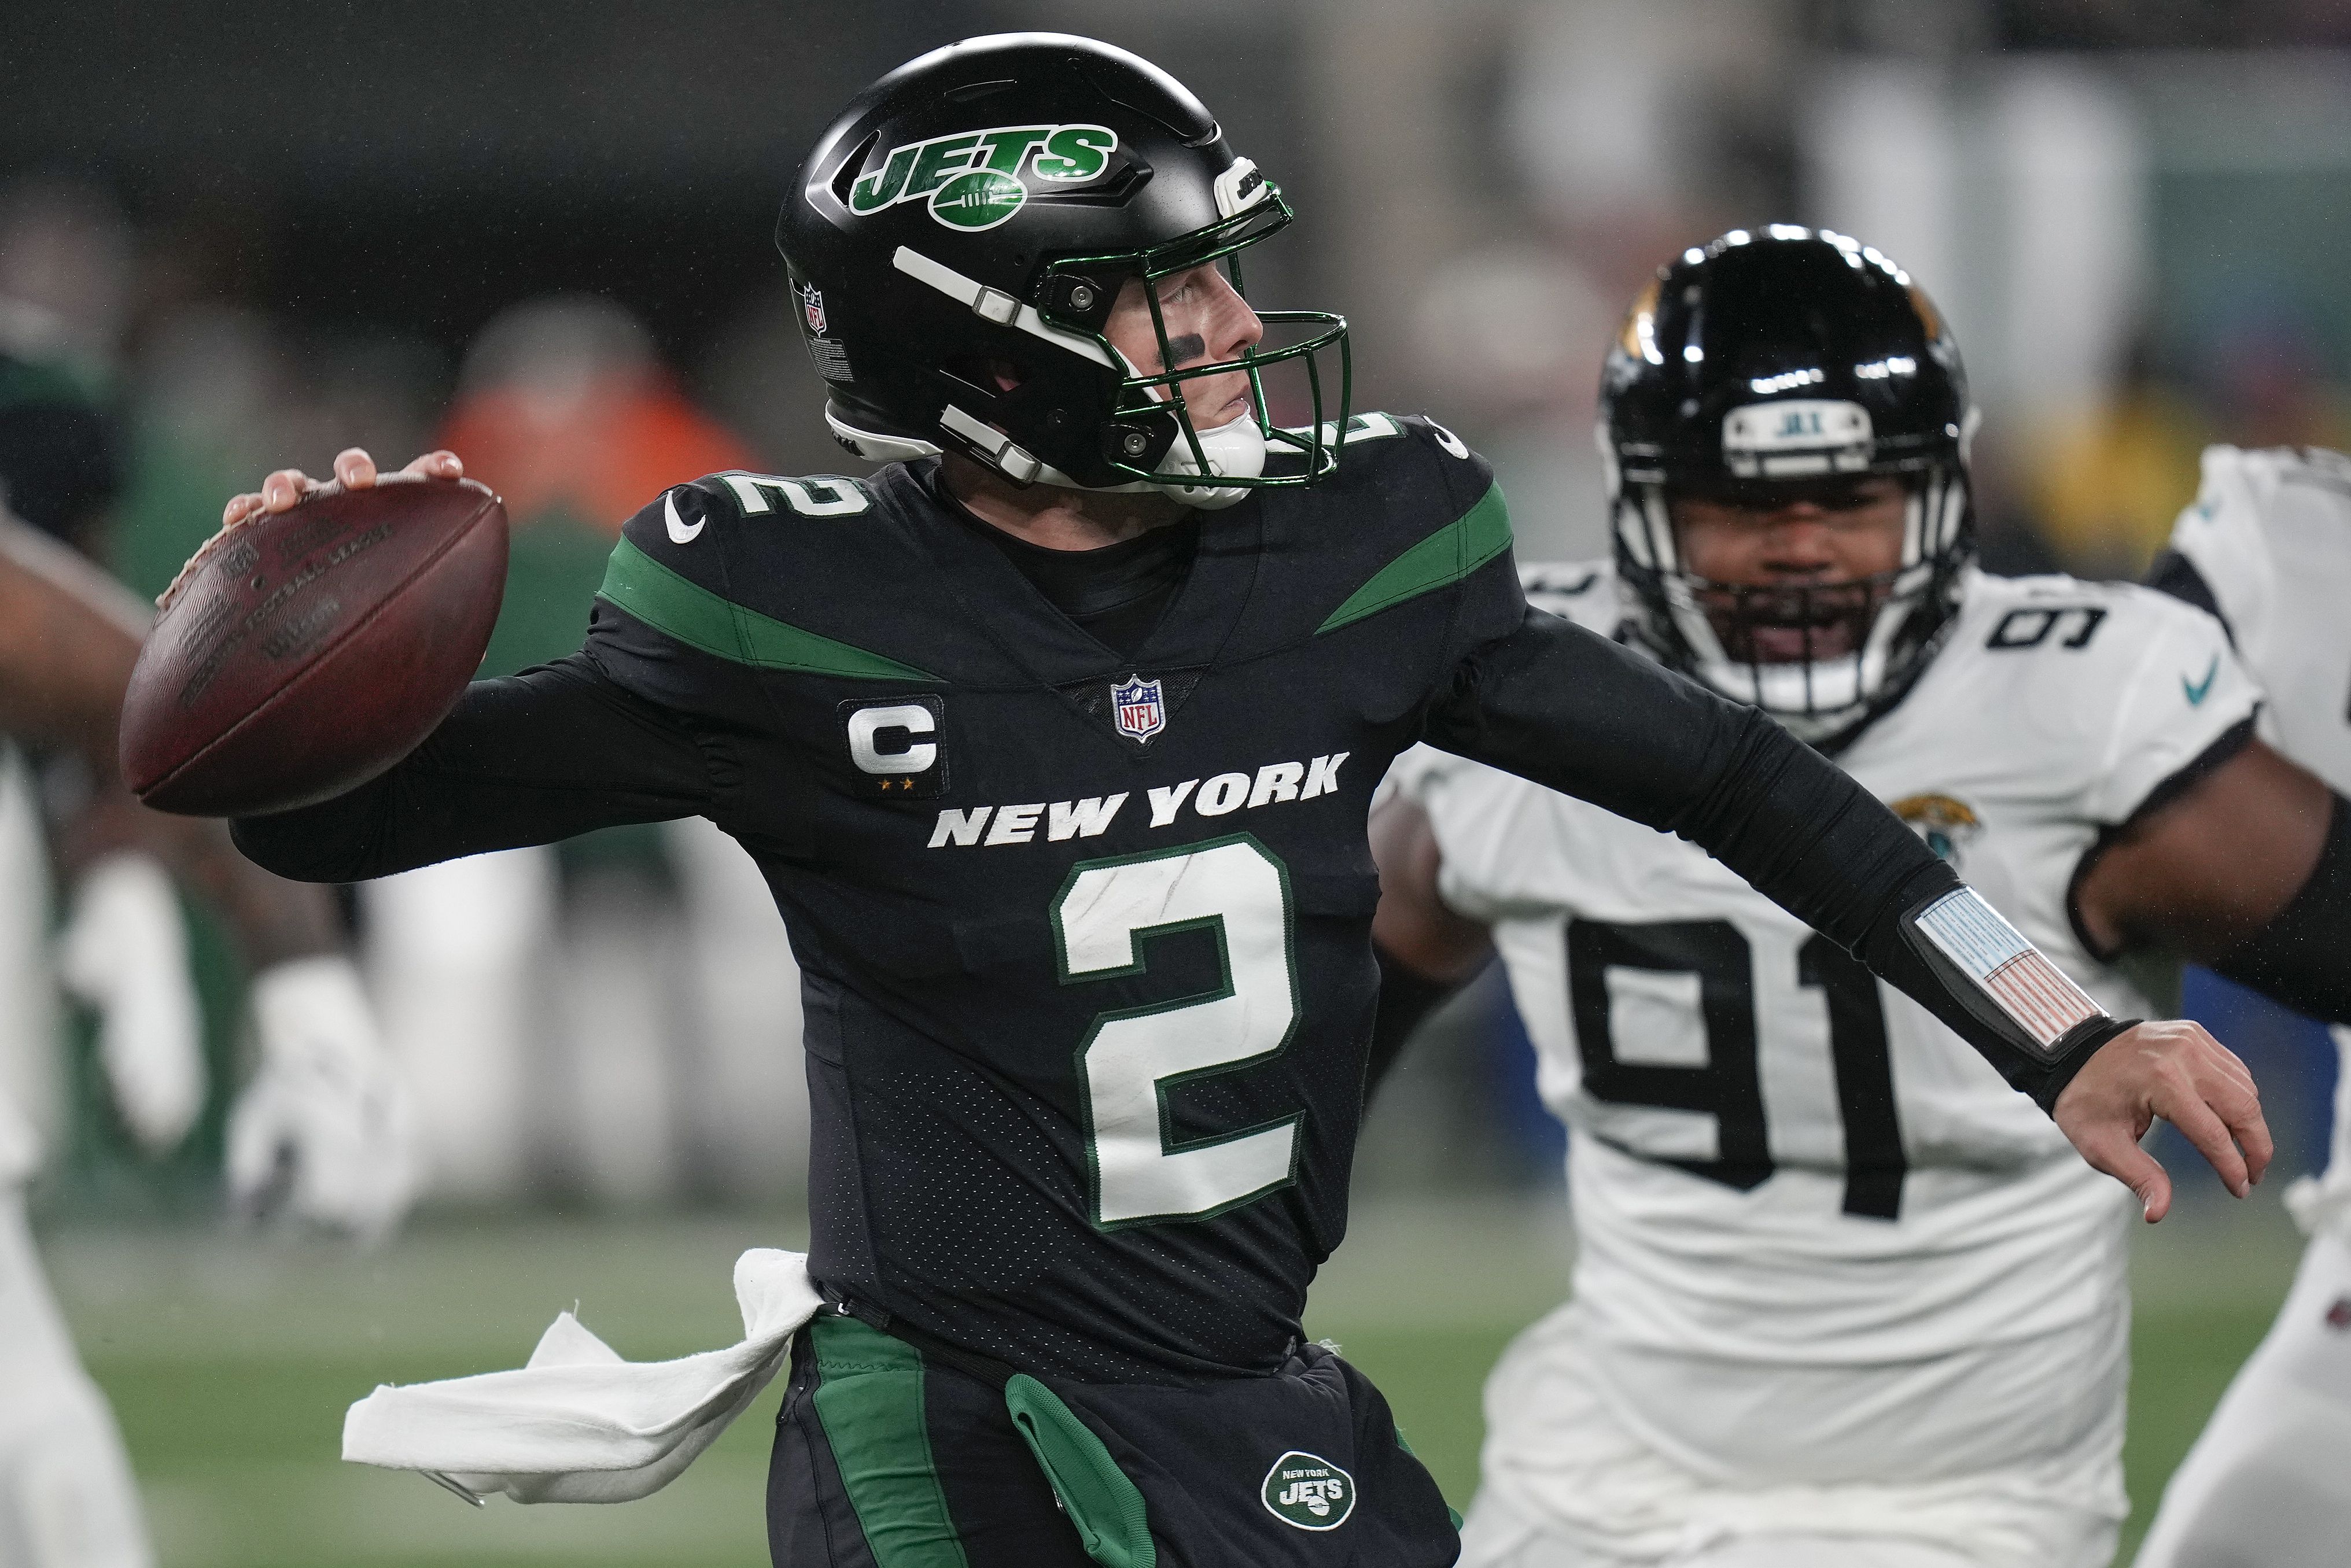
[56,851,206,1154]
[227,954,419,1242]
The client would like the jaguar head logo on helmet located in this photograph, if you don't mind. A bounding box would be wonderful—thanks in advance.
[776,34,1350,511]
[1600,226,1978,746]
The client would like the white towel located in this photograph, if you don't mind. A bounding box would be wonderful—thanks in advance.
[342,1246,821,1504]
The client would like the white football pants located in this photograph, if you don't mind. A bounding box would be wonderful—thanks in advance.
[0,1190,152,1568]
[1457,1307,2121,1568]
[2132,1227,2351,1568]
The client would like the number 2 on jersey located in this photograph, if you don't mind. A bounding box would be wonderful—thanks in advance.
[1054,836,1303,1228]
[1567,919,1907,1219]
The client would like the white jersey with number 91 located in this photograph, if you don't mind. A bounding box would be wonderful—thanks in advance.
[1393,559,2257,1489]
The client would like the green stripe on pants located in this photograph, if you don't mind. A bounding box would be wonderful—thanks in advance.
[809,1315,972,1568]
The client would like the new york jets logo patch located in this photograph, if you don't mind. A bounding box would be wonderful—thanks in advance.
[1262,1451,1354,1531]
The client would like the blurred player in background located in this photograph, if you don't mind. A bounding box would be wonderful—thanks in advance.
[2133,445,2351,1568]
[0,178,127,556]
[0,190,417,1568]
[0,178,145,1172]
[0,508,414,1567]
[1373,229,2350,1568]
[368,294,801,1205]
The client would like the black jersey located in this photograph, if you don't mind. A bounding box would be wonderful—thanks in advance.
[237,413,2036,1383]
[598,414,1514,1383]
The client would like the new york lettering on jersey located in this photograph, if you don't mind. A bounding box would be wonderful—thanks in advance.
[1396,556,2255,1470]
[582,414,1521,1382]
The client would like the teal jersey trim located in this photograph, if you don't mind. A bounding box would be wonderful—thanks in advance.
[596,534,938,681]
[1315,481,1513,634]
[808,1315,972,1568]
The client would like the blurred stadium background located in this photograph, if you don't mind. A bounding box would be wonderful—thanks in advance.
[4,2,2350,1563]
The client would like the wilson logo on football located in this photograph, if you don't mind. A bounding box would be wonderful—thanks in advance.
[846,124,1119,230]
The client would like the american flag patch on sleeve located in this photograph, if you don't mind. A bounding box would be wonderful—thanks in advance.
[1913,888,2101,1050]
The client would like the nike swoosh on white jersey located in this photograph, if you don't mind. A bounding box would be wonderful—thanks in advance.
[665,491,705,544]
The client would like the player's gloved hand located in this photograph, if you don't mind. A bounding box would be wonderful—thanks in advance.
[163,448,463,611]
[2054,1019,2272,1223]
[226,953,419,1242]
[56,850,207,1154]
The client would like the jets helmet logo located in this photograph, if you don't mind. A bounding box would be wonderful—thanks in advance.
[846,124,1119,230]
[1111,675,1165,743]
[1261,1451,1355,1531]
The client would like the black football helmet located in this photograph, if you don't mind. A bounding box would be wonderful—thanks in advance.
[776,34,1350,509]
[1600,226,1977,745]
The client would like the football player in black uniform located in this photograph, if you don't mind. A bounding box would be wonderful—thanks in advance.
[210,34,2265,1568]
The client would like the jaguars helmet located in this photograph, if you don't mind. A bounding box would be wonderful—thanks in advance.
[777,34,1350,510]
[1601,226,1977,746]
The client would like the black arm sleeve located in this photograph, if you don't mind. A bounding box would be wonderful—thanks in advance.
[2212,791,2351,1025]
[1365,947,1482,1101]
[1426,608,2127,1109]
[230,653,723,882]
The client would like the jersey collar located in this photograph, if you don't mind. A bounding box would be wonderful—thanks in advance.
[908,459,1265,691]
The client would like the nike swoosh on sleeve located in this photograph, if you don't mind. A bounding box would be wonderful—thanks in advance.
[2182,654,2219,706]
[665,491,705,544]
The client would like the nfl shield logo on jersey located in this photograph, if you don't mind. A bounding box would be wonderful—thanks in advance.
[801,282,827,335]
[1112,675,1165,743]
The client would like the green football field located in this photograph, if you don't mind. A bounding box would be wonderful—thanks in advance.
[45,1194,2303,1568]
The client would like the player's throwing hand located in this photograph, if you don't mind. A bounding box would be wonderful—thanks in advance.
[2055,1018,2270,1220]
[220,446,461,526]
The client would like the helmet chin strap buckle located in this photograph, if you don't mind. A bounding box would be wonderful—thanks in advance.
[939,403,1044,484]
[968,286,1020,326]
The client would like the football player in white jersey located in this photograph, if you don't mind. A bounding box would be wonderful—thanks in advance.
[2131,445,2351,1568]
[0,509,415,1568]
[1371,230,2339,1568]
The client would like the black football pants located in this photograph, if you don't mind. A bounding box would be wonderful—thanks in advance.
[766,1313,1460,1567]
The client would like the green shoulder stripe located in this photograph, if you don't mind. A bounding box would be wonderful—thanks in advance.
[1315,481,1512,635]
[596,535,936,681]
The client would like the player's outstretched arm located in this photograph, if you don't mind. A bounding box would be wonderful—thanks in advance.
[1428,607,2272,1216]
[0,508,148,764]
[2077,736,2351,1016]
[205,448,723,883]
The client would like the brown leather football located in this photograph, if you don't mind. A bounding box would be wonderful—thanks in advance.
[121,475,508,816]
